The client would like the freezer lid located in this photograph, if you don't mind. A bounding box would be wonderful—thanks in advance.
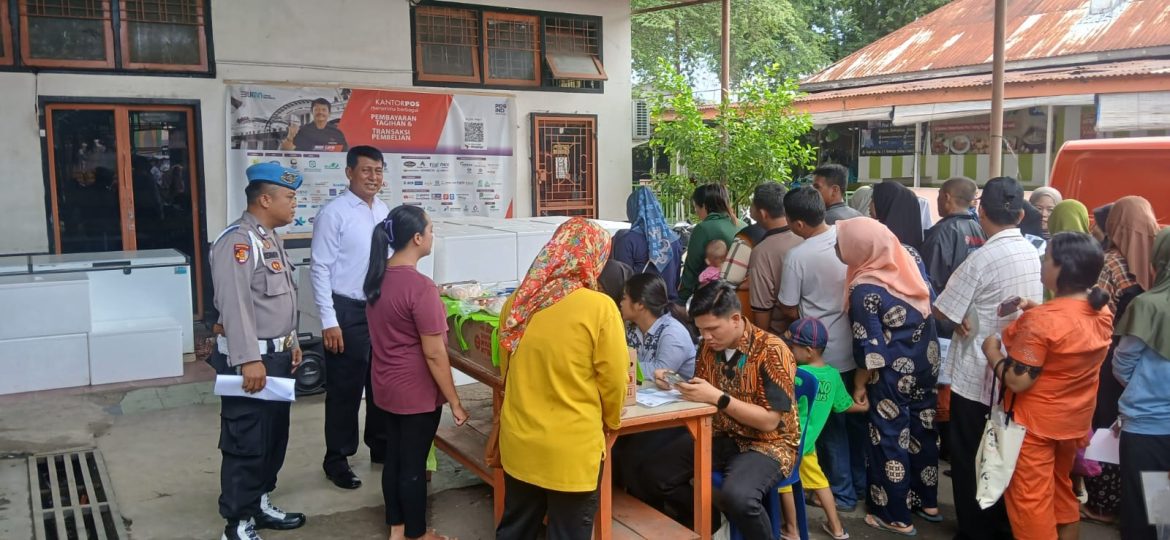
[31,249,189,272]
[0,255,30,276]
[0,272,89,287]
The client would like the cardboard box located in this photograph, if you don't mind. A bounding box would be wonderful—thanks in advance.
[447,315,501,377]
[626,348,638,406]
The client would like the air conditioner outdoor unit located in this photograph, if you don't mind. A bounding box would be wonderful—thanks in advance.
[632,99,650,140]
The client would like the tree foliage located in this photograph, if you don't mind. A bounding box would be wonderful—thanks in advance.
[632,0,951,86]
[645,60,817,213]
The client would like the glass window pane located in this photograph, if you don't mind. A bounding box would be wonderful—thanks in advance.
[486,16,537,82]
[51,109,123,253]
[27,17,107,61]
[127,21,201,65]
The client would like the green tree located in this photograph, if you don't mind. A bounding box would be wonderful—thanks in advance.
[812,0,951,60]
[645,59,817,214]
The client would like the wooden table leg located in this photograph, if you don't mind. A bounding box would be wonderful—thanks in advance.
[693,416,713,540]
[492,389,506,525]
[594,432,618,539]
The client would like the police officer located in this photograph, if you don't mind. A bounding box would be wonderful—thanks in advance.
[209,162,307,540]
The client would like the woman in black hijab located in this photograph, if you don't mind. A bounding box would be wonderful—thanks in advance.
[871,181,924,250]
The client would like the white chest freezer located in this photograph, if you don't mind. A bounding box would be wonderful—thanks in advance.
[0,273,91,340]
[30,249,194,353]
[479,221,558,278]
[0,255,30,276]
[423,222,518,285]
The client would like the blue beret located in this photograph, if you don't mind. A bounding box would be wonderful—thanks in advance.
[246,161,302,190]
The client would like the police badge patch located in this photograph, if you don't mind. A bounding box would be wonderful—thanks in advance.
[234,244,250,264]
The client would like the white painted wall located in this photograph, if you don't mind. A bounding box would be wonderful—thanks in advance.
[0,0,633,255]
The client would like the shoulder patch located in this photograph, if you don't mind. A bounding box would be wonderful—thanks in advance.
[234,244,250,265]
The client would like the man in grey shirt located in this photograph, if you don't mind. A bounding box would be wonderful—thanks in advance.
[812,164,863,225]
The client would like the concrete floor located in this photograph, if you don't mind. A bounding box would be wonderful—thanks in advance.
[0,379,1121,540]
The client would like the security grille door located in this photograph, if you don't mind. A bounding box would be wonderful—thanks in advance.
[531,114,597,217]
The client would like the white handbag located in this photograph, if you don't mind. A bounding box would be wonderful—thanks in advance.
[974,363,1026,510]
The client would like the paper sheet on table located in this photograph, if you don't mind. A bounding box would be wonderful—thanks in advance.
[1084,428,1120,464]
[636,388,682,408]
[1140,472,1170,524]
[214,375,296,402]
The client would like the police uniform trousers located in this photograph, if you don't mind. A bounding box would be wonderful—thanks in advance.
[219,350,293,521]
[323,294,387,473]
[864,361,939,526]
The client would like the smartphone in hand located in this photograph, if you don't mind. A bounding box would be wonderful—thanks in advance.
[997,296,1022,317]
[662,370,687,387]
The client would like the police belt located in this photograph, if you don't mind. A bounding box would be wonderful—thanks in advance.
[217,331,297,356]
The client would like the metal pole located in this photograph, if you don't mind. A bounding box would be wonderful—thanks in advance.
[989,0,1006,177]
[721,0,731,106]
[1044,105,1054,185]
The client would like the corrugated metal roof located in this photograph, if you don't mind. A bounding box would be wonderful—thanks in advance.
[802,0,1170,87]
[797,58,1170,103]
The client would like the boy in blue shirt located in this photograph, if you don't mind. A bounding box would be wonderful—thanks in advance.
[780,317,867,540]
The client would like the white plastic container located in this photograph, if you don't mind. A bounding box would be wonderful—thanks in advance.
[88,317,183,385]
[0,333,90,395]
[425,222,518,284]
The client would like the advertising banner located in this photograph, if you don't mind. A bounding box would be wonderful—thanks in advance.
[929,108,1048,155]
[860,122,917,156]
[227,84,515,235]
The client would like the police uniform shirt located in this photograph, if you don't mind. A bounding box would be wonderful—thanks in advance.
[211,211,297,367]
[293,123,349,152]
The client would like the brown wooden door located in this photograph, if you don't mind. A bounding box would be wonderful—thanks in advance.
[531,114,597,218]
[45,104,205,318]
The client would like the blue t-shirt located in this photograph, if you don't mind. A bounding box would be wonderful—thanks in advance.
[626,314,695,379]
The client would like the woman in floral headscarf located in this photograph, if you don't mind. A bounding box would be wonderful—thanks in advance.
[613,187,684,301]
[495,218,630,540]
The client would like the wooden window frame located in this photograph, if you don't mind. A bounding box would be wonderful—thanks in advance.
[0,1,13,65]
[414,5,482,85]
[118,0,209,72]
[545,52,607,81]
[18,0,116,69]
[482,11,540,87]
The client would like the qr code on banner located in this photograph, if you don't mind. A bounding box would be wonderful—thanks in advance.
[464,120,485,143]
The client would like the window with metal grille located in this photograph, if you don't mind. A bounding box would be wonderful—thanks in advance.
[19,0,115,68]
[414,6,481,84]
[120,0,207,70]
[483,12,539,86]
[543,15,606,89]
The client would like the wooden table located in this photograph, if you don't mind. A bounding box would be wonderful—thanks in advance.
[435,347,716,539]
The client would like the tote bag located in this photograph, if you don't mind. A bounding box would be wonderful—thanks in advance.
[974,363,1026,509]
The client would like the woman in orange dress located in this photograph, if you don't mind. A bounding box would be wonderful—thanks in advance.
[982,232,1114,540]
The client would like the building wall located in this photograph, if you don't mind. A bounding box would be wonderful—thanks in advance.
[856,105,1169,187]
[0,0,633,255]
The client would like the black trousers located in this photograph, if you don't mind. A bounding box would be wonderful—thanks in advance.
[218,351,293,521]
[496,473,601,540]
[949,393,1013,540]
[1120,431,1170,540]
[613,427,689,503]
[644,435,784,540]
[323,294,388,473]
[383,407,443,537]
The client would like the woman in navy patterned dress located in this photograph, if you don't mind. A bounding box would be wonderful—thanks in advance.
[836,217,942,536]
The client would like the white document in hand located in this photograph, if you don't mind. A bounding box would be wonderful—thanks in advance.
[1084,428,1120,465]
[213,375,297,402]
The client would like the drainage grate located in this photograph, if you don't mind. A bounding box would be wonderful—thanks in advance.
[28,448,128,540]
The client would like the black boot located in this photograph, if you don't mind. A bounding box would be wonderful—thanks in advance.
[253,493,306,530]
[222,518,262,540]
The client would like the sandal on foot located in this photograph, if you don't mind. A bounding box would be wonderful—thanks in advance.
[912,508,943,523]
[821,521,850,540]
[864,515,917,537]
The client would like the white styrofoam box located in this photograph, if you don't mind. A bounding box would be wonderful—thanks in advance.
[424,222,518,285]
[0,333,90,395]
[88,317,183,385]
[484,221,558,278]
[0,255,29,276]
[591,219,633,237]
[30,250,195,354]
[524,215,571,227]
[0,273,91,340]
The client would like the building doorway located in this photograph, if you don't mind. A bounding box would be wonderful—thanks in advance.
[531,114,598,218]
[43,103,206,318]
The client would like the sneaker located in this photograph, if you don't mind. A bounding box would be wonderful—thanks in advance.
[222,518,262,540]
[254,493,306,530]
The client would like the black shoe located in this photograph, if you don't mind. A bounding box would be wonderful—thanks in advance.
[325,468,362,489]
[222,518,262,540]
[253,493,306,530]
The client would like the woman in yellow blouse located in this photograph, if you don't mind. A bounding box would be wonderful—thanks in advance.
[496,217,630,540]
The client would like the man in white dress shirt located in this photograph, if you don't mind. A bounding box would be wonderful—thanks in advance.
[311,145,390,489]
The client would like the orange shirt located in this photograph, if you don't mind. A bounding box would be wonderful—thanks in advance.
[1002,297,1113,440]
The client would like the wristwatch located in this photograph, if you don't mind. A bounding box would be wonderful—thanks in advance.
[716,393,731,410]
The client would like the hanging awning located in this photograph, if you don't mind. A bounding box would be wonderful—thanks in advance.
[810,106,892,129]
[1096,91,1170,132]
[891,94,1096,126]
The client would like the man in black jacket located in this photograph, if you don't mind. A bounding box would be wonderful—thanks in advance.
[922,176,986,308]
